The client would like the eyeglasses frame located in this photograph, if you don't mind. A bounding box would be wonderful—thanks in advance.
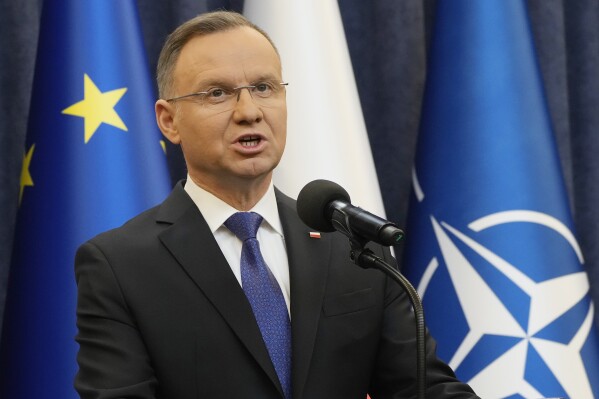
[164,82,289,104]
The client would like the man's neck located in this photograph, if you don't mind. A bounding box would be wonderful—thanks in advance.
[187,173,272,211]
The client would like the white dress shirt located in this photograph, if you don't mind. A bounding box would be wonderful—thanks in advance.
[184,177,291,313]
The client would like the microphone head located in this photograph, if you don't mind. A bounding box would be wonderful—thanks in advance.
[297,179,351,232]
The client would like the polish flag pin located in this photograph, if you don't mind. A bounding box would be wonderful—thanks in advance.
[309,232,321,239]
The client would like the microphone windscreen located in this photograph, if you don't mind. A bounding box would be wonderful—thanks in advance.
[297,179,351,232]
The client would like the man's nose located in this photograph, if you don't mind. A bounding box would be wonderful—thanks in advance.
[233,87,262,123]
[235,86,254,102]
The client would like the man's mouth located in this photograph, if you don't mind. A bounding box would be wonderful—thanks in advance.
[239,135,262,147]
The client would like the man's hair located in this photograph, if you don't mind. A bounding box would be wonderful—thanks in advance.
[156,10,279,99]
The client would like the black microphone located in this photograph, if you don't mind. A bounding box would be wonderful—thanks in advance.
[298,180,425,399]
[297,179,404,247]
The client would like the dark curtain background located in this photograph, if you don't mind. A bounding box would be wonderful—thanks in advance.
[1,0,598,336]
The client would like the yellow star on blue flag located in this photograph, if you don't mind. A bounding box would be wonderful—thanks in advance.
[19,144,35,205]
[62,74,128,143]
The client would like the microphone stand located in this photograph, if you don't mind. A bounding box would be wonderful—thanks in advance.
[350,241,426,399]
[331,210,426,399]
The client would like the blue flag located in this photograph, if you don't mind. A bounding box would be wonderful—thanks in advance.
[403,1,599,398]
[0,1,170,397]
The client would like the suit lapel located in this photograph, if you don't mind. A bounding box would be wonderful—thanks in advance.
[276,190,331,399]
[156,183,284,396]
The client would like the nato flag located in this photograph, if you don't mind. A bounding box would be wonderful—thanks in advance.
[0,1,170,397]
[403,1,599,398]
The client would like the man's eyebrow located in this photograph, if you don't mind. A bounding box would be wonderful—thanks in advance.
[249,73,281,83]
[192,74,282,90]
[191,78,234,91]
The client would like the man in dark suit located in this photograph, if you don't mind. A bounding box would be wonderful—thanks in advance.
[74,10,479,399]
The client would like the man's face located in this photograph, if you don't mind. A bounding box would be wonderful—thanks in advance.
[159,27,287,189]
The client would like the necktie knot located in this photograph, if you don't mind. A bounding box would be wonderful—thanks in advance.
[224,212,263,242]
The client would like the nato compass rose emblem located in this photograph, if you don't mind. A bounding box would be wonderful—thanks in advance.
[407,174,599,399]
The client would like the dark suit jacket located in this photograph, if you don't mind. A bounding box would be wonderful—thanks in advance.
[75,181,478,399]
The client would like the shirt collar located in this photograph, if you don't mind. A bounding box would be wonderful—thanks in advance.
[183,175,284,236]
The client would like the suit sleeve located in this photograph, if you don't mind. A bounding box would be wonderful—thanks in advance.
[74,240,158,399]
[368,249,481,399]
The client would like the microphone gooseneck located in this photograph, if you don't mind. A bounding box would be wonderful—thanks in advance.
[297,179,426,399]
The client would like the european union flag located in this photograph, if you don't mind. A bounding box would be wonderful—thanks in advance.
[403,1,599,398]
[0,1,171,397]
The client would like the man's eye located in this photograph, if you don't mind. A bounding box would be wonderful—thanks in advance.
[208,88,225,98]
[254,82,274,96]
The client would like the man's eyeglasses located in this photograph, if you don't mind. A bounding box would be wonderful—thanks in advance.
[165,81,288,111]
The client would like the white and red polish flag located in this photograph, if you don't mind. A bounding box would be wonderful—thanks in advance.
[244,0,386,218]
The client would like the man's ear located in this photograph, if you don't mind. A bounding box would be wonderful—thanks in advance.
[155,99,181,145]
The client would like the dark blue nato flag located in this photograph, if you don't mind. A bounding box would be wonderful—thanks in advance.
[0,1,171,397]
[403,0,599,398]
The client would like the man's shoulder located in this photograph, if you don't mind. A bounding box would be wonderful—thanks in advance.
[87,204,163,248]
[87,180,193,246]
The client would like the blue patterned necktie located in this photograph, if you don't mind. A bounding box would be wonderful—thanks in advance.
[224,212,292,399]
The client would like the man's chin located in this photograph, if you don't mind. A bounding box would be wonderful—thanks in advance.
[235,158,279,179]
